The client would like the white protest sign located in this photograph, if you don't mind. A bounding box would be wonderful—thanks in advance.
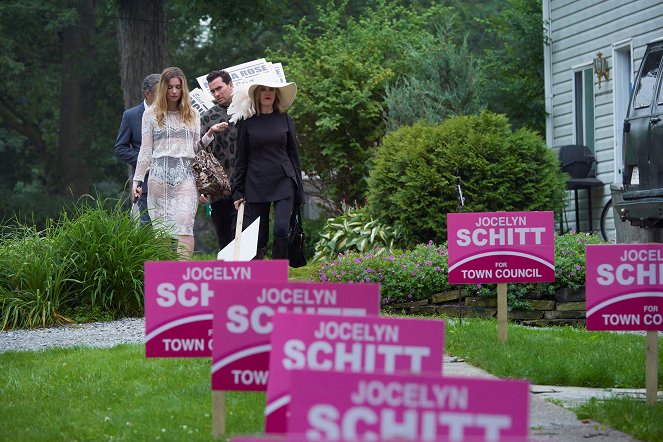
[269,62,286,83]
[197,58,274,99]
[190,88,214,115]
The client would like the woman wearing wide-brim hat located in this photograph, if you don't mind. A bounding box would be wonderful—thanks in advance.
[228,73,304,260]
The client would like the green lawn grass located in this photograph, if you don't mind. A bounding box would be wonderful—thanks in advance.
[0,345,263,441]
[576,397,663,442]
[287,262,318,281]
[444,317,662,388]
[3,302,663,441]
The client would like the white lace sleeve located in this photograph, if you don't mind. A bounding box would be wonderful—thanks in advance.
[193,111,201,153]
[134,109,154,181]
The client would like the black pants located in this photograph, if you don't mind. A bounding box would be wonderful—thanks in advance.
[246,192,295,250]
[210,197,236,250]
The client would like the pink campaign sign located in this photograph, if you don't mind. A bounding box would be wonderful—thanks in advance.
[586,244,663,331]
[144,260,287,357]
[447,211,555,284]
[265,313,445,434]
[288,370,529,441]
[211,281,381,391]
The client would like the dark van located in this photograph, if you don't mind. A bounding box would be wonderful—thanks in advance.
[616,39,663,228]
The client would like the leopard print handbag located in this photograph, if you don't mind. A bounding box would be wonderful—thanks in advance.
[192,145,231,202]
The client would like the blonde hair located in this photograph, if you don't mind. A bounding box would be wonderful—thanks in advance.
[154,67,196,127]
[253,85,283,116]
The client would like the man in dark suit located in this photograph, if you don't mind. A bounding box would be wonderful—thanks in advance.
[114,73,160,225]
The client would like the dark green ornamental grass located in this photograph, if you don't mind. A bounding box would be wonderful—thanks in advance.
[0,198,179,330]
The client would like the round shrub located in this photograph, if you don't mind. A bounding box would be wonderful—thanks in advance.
[367,111,567,244]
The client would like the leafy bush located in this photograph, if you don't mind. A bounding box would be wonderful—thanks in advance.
[453,232,607,309]
[0,198,179,329]
[0,225,75,329]
[313,202,405,262]
[367,112,567,245]
[312,232,606,309]
[302,217,326,261]
[545,231,606,295]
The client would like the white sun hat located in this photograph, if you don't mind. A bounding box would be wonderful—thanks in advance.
[228,73,297,123]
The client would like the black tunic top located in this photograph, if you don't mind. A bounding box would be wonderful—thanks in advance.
[232,112,304,203]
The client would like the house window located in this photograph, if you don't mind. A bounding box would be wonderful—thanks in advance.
[574,67,595,151]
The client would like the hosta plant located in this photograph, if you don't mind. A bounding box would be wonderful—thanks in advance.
[313,201,405,262]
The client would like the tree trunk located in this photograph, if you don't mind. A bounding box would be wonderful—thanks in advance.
[116,0,171,109]
[57,0,96,196]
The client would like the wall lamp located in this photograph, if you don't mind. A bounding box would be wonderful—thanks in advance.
[593,51,609,89]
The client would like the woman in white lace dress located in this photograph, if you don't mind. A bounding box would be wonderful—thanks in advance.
[132,67,200,259]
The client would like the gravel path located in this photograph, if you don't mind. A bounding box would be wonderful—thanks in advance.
[0,318,145,352]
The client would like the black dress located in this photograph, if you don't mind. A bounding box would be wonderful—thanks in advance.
[232,112,303,204]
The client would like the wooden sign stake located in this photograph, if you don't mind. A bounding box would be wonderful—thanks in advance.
[233,202,245,262]
[497,283,508,343]
[646,330,658,405]
[212,202,245,438]
[212,391,226,438]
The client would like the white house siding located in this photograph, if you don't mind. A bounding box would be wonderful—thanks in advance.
[544,0,663,236]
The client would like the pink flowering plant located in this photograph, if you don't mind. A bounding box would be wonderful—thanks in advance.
[480,232,606,308]
[311,241,461,305]
[312,232,606,308]
[542,231,606,295]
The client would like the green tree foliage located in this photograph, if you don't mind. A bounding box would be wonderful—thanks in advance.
[384,22,483,131]
[0,1,124,201]
[445,0,508,53]
[479,0,546,135]
[273,0,447,208]
[0,2,75,193]
[367,111,566,244]
[0,0,387,217]
[170,0,378,82]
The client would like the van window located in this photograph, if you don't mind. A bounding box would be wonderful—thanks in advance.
[633,49,662,108]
